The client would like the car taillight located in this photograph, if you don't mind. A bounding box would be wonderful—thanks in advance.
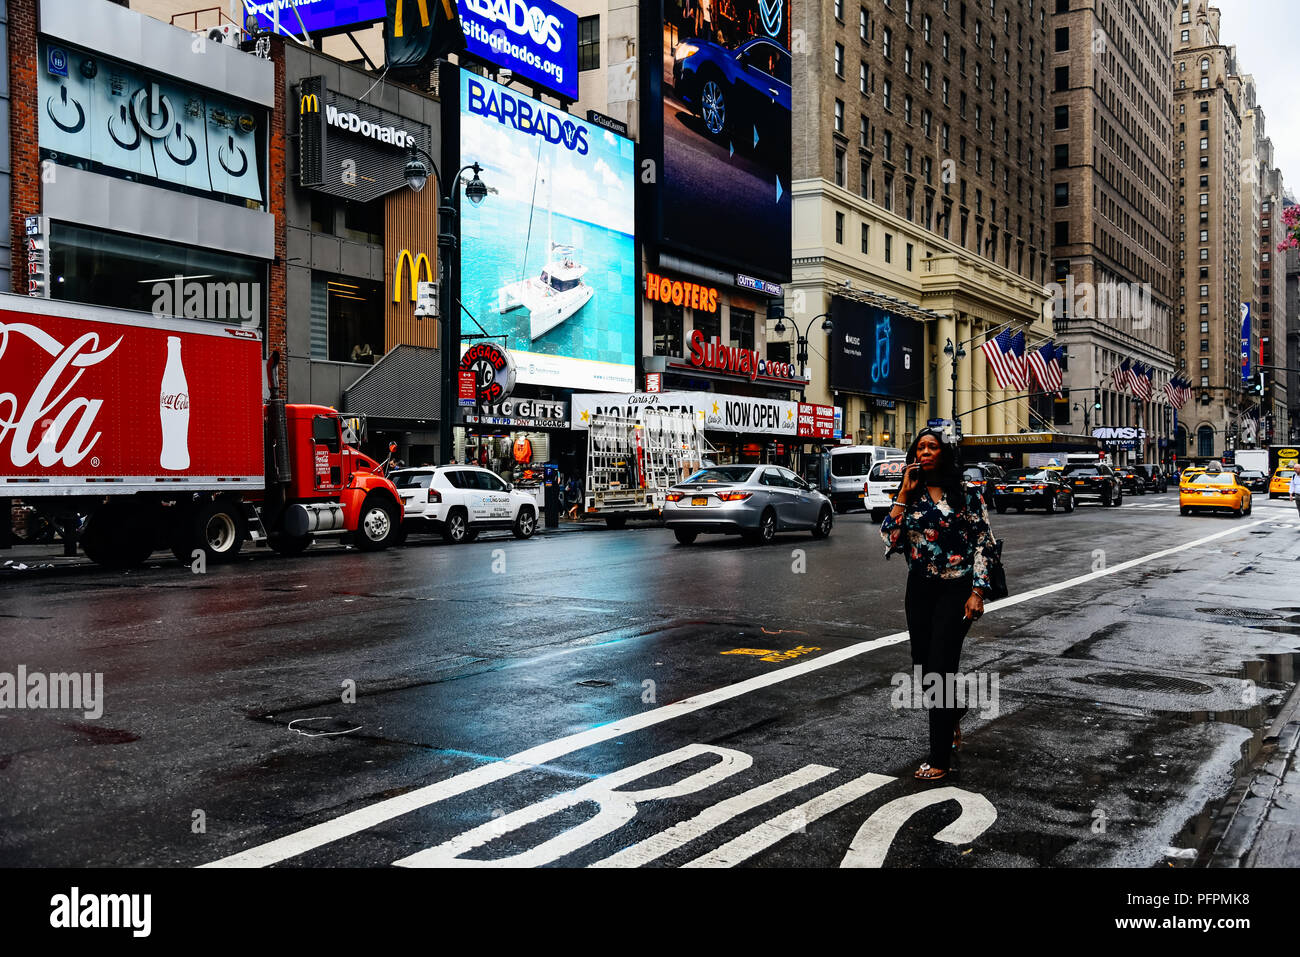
[970,480,985,485]
[666,492,684,502]
[427,489,441,504]
[1032,484,1046,490]
[717,492,753,502]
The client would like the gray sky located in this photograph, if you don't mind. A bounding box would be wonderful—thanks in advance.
[1213,0,1300,195]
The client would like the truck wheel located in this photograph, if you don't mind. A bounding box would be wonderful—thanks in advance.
[442,507,470,544]
[269,533,313,557]
[512,508,537,539]
[172,499,245,565]
[674,529,698,545]
[82,502,155,569]
[355,494,399,551]
[605,515,628,530]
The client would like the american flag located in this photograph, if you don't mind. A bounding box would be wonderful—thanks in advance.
[1165,375,1193,409]
[1008,332,1028,390]
[980,329,1025,391]
[1026,341,1064,396]
[1131,362,1153,401]
[1110,358,1133,394]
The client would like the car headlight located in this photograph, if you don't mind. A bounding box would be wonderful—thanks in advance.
[676,43,699,60]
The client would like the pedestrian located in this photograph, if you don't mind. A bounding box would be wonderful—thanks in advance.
[564,476,582,521]
[881,428,999,782]
[1290,466,1300,518]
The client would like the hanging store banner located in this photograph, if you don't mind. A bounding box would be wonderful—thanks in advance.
[571,390,800,437]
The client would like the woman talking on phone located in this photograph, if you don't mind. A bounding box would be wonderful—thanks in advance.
[880,428,998,781]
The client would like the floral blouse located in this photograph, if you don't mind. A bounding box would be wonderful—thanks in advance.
[879,487,998,592]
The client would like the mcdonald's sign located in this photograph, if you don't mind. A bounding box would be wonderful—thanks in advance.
[394,249,434,303]
[300,93,320,114]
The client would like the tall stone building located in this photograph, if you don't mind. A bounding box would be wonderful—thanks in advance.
[1284,198,1300,443]
[790,0,1051,449]
[1171,0,1243,459]
[1049,0,1177,465]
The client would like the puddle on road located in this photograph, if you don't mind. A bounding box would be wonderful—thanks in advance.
[1162,650,1300,867]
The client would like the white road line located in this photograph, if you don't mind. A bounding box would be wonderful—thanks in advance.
[682,773,895,868]
[202,517,1271,868]
[589,765,838,868]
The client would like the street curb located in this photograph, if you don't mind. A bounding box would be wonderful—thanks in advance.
[1206,675,1300,868]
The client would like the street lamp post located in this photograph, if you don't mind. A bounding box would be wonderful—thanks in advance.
[767,311,833,400]
[943,337,966,435]
[403,144,487,465]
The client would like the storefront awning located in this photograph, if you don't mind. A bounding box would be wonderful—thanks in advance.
[342,344,441,422]
[959,432,1102,455]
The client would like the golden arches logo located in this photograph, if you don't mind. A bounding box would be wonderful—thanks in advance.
[394,249,433,303]
[393,0,455,37]
[300,93,319,114]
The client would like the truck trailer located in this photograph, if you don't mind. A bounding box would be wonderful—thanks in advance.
[1,294,404,567]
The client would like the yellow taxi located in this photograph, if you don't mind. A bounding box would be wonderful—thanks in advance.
[1180,468,1251,517]
[1178,466,1206,487]
[1268,465,1298,499]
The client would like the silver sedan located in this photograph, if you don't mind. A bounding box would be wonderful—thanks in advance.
[664,464,834,545]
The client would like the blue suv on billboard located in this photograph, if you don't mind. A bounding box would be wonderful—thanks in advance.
[673,36,791,160]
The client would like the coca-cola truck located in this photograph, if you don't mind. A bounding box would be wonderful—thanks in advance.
[0,294,404,567]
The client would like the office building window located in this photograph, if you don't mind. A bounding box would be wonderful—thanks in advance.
[885,233,893,263]
[861,223,870,254]
[578,16,600,71]
[835,211,845,243]
[835,43,845,77]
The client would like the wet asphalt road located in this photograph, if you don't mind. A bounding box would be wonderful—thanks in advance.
[2,492,1300,868]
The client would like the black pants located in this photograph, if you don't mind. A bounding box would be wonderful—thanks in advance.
[904,569,975,771]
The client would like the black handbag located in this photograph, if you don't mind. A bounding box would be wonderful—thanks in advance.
[983,539,1009,600]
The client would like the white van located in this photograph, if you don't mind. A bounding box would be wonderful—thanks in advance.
[828,445,904,511]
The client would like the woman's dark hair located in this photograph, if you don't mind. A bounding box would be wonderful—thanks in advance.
[902,428,969,513]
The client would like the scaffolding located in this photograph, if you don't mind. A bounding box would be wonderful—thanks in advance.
[586,409,711,516]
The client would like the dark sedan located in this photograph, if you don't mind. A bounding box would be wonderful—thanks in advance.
[962,463,1006,505]
[1115,467,1147,496]
[1061,463,1122,506]
[1134,464,1168,493]
[673,36,791,160]
[1238,469,1268,493]
[991,468,1076,514]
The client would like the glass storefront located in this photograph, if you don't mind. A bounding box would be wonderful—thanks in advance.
[49,222,265,325]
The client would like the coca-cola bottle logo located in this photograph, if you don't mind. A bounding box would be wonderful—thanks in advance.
[160,392,190,411]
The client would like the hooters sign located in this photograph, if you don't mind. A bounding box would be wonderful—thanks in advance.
[0,298,263,491]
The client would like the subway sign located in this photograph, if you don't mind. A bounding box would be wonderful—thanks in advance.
[458,0,579,101]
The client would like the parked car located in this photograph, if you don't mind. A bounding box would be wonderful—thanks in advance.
[1238,469,1268,493]
[1061,462,1122,506]
[389,466,539,544]
[991,468,1076,514]
[961,463,1006,505]
[863,457,907,522]
[665,464,833,545]
[1134,464,1168,493]
[1115,467,1147,496]
[673,36,791,160]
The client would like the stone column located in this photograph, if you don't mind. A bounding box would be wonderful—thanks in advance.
[971,318,989,435]
[940,313,959,421]
[956,313,972,432]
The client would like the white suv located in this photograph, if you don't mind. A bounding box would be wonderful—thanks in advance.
[863,457,907,522]
[390,466,539,544]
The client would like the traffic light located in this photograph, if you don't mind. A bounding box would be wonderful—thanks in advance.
[1255,371,1265,395]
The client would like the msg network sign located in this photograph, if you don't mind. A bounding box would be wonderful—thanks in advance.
[458,0,578,101]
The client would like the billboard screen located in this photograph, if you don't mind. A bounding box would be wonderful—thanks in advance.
[458,0,579,101]
[457,71,636,391]
[650,0,791,282]
[243,0,385,35]
[829,298,924,400]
